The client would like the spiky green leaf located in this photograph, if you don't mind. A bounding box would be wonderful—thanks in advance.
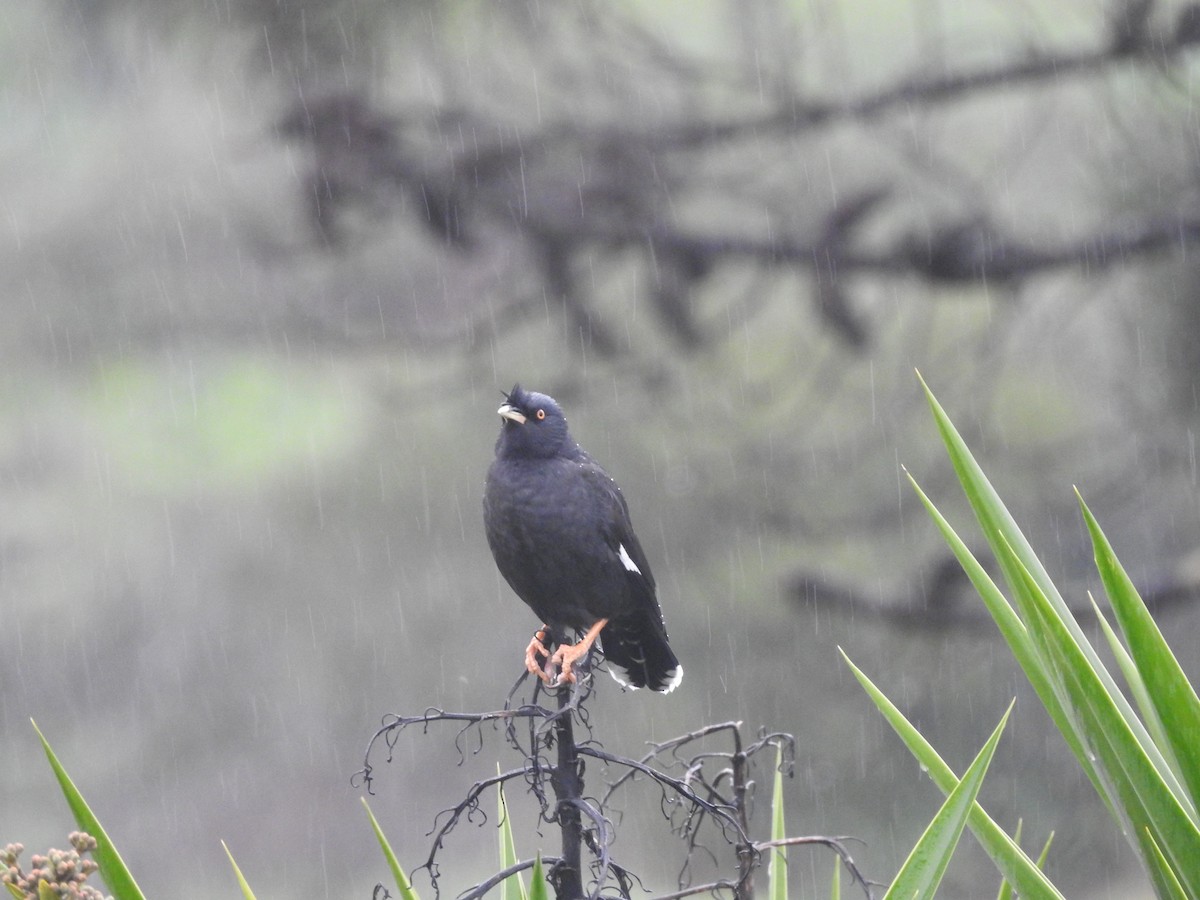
[497,766,527,900]
[221,841,258,900]
[840,651,1065,899]
[1001,543,1200,896]
[31,720,146,900]
[1080,493,1200,815]
[883,702,1011,900]
[768,744,787,900]
[361,797,421,900]
[528,854,550,900]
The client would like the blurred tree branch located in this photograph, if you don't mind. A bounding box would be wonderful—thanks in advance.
[274,1,1200,353]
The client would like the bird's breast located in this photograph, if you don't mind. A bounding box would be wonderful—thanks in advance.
[484,458,630,625]
[485,459,596,543]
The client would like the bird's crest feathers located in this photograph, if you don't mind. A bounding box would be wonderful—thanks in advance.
[494,383,570,460]
[502,384,560,418]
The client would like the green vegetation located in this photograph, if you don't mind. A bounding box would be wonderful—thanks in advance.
[841,375,1200,897]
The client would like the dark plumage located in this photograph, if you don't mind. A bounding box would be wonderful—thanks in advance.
[483,384,682,693]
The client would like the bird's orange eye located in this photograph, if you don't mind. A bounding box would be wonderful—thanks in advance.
[536,409,546,420]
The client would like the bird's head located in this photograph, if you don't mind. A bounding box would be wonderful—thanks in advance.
[494,383,571,460]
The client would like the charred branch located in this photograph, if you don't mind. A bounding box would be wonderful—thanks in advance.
[360,669,874,899]
[549,688,586,899]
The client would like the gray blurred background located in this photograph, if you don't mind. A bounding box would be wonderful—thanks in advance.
[4,1,1200,897]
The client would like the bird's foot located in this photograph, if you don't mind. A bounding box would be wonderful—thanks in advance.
[548,642,588,686]
[544,618,609,687]
[525,628,553,684]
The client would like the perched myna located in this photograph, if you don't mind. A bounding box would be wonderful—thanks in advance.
[484,385,682,692]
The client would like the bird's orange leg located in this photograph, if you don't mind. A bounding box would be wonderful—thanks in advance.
[550,618,609,685]
[525,627,552,683]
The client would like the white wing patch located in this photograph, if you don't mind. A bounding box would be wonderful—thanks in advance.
[617,543,641,574]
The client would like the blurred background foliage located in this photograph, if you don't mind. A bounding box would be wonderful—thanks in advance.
[4,0,1200,897]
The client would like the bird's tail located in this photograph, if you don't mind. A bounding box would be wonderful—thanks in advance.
[599,618,682,693]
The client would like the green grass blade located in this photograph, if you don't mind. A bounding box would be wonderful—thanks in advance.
[528,854,549,900]
[361,797,421,900]
[221,841,258,900]
[768,744,787,900]
[883,702,1012,900]
[1080,492,1200,814]
[840,651,1065,899]
[497,766,527,900]
[30,720,146,900]
[830,853,841,900]
[1002,545,1200,896]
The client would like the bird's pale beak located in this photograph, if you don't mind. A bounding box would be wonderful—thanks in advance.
[498,403,527,425]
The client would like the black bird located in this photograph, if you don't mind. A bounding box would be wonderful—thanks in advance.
[483,384,682,693]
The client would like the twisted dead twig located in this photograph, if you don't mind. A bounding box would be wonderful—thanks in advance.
[456,857,564,900]
[598,721,745,808]
[418,768,530,884]
[353,672,589,796]
[352,703,546,795]
[753,836,876,897]
[578,745,749,845]
[640,881,743,900]
[641,835,875,900]
[591,723,803,900]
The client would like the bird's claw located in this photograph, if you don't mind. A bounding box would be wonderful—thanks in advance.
[525,629,555,684]
[524,627,594,688]
[548,644,584,686]
[548,654,571,687]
